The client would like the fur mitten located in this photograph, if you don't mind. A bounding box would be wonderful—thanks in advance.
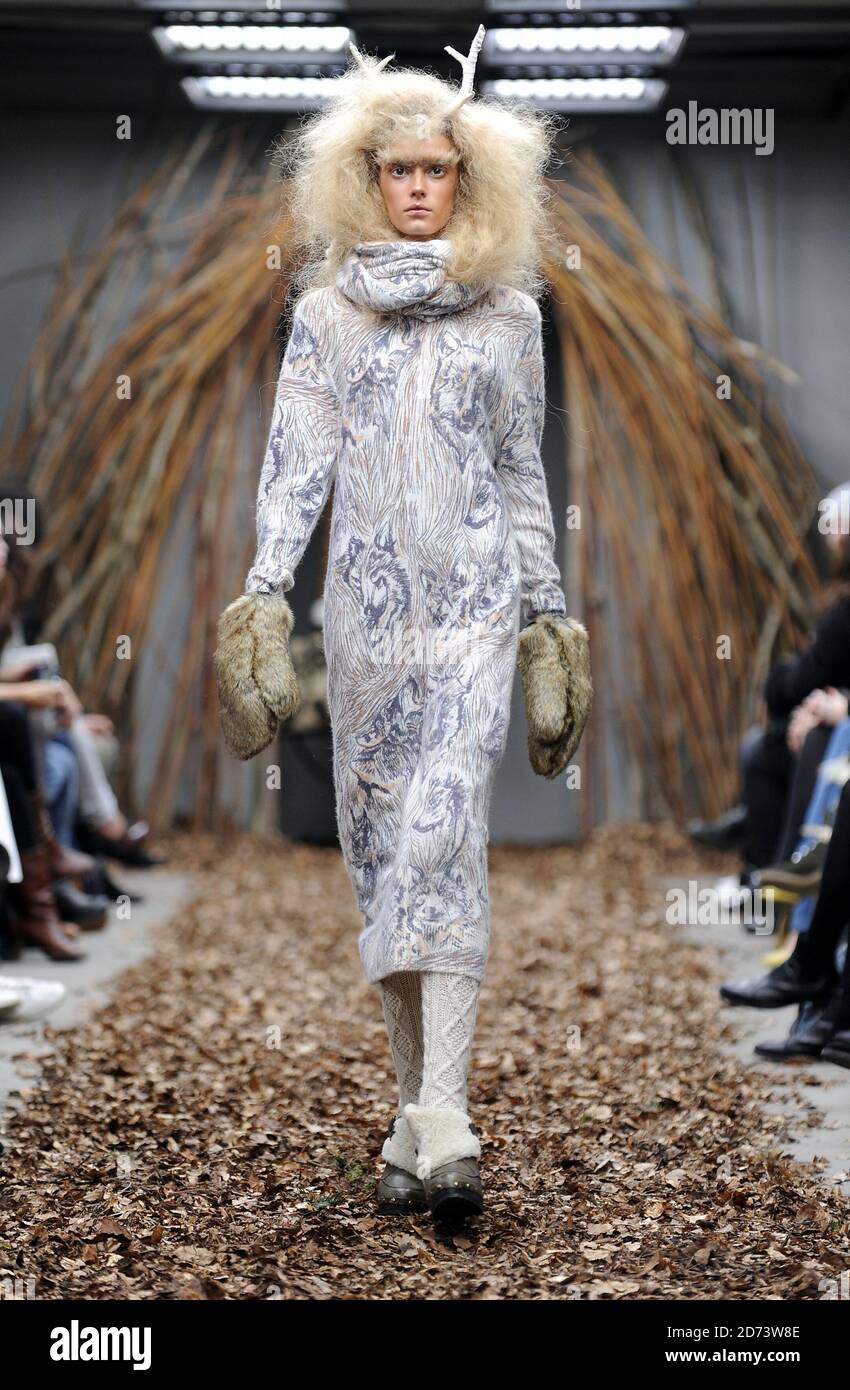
[214,592,301,760]
[516,613,592,778]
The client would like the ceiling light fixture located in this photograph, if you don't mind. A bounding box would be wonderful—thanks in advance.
[154,24,351,62]
[482,75,668,112]
[488,26,685,66]
[181,73,342,108]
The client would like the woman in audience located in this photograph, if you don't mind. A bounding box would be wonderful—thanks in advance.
[0,496,162,869]
[719,776,850,1069]
[0,698,88,959]
[691,482,850,880]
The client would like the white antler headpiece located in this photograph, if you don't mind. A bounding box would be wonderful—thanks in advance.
[347,41,395,74]
[442,24,486,118]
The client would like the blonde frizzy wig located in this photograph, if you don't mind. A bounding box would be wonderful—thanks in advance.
[271,26,567,304]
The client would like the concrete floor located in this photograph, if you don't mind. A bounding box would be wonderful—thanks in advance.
[659,871,850,1200]
[0,866,197,1129]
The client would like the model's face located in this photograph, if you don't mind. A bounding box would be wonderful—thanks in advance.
[377,136,460,240]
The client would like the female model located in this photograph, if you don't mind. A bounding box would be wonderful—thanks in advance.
[215,26,592,1223]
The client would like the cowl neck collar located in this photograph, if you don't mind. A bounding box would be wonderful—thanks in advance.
[335,238,489,319]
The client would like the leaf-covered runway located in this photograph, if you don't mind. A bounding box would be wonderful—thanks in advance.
[1,824,846,1300]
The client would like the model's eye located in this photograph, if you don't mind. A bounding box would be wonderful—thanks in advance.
[431,165,446,176]
[390,164,408,176]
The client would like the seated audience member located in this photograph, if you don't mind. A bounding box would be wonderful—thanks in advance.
[755,707,850,894]
[723,716,850,1063]
[0,809,72,1004]
[0,717,89,960]
[690,483,850,882]
[719,777,850,1070]
[0,495,163,869]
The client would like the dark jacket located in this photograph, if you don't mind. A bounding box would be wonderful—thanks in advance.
[764,594,850,717]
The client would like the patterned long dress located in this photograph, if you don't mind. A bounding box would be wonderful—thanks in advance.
[245,238,567,985]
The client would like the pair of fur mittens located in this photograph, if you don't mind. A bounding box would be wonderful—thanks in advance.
[214,592,301,760]
[516,613,593,778]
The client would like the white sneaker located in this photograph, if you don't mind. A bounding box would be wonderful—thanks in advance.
[714,875,752,910]
[0,986,22,1019]
[0,976,66,1022]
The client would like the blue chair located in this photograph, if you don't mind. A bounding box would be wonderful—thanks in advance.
[789,717,850,938]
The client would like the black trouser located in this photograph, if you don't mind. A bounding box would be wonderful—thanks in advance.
[0,700,39,791]
[0,760,39,851]
[740,721,832,868]
[0,701,41,858]
[773,723,834,862]
[794,779,850,1028]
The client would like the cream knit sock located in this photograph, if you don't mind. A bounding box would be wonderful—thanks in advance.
[378,970,424,1112]
[418,970,481,1113]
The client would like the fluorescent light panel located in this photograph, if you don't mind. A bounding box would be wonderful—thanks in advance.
[154,23,351,61]
[181,72,668,114]
[482,76,668,111]
[487,27,685,66]
[182,73,342,108]
[485,0,692,10]
[140,1,340,10]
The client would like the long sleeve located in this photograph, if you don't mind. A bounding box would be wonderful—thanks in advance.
[493,296,567,627]
[763,598,850,717]
[245,291,341,597]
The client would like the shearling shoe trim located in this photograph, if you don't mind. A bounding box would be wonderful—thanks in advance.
[214,592,300,760]
[516,613,592,779]
[381,1113,420,1177]
[402,1102,481,1181]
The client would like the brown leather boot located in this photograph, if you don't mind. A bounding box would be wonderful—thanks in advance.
[29,788,96,880]
[11,844,86,960]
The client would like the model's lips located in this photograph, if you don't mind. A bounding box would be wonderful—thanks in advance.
[405,207,430,213]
